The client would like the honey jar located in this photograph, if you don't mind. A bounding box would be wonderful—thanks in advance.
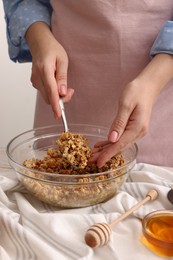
[141,210,173,257]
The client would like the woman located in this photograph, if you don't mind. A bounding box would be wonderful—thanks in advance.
[2,0,173,167]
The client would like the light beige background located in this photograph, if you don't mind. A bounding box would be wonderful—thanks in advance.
[0,2,36,147]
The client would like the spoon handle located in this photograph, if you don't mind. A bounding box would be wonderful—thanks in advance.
[59,98,69,132]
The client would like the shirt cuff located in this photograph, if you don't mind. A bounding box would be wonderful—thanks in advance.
[5,0,52,62]
[150,21,173,57]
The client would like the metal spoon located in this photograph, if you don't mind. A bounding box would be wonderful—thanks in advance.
[59,98,69,132]
[58,98,82,169]
[58,98,90,169]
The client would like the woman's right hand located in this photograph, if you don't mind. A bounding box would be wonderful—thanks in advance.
[25,22,74,119]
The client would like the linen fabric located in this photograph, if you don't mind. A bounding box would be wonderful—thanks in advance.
[0,148,173,260]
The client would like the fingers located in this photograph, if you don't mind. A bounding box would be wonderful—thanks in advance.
[90,107,149,168]
[89,143,112,166]
[41,64,62,118]
[108,102,133,143]
[90,103,135,167]
[91,117,148,168]
[56,61,68,97]
[93,140,110,148]
[91,142,111,154]
[31,54,74,119]
[90,129,136,168]
[31,71,50,104]
[55,61,75,104]
[63,88,75,103]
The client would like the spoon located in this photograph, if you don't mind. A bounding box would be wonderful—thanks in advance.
[58,98,89,169]
[58,98,74,166]
[59,98,69,132]
[84,189,159,248]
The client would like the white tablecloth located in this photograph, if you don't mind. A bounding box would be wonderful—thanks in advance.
[0,148,173,260]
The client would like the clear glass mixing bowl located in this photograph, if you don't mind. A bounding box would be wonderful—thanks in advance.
[6,124,138,208]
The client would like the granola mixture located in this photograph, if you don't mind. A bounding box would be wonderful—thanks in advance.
[22,132,127,208]
[23,146,125,175]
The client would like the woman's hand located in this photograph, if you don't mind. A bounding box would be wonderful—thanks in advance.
[25,22,74,119]
[90,53,173,168]
[90,80,154,167]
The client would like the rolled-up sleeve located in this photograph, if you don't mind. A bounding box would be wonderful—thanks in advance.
[2,0,52,63]
[150,20,173,57]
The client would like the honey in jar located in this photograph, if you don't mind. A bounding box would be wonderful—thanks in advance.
[141,210,173,257]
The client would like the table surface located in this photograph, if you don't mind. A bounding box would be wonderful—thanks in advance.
[0,148,173,260]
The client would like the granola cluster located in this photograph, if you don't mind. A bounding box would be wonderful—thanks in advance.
[56,132,91,169]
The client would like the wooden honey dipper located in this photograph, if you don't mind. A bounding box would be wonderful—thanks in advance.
[85,189,158,248]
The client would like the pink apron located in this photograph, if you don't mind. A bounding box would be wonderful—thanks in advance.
[34,0,173,166]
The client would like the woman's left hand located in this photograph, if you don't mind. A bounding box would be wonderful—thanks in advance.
[89,53,173,168]
[89,79,154,168]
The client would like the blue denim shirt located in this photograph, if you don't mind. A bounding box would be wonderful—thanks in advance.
[150,20,173,57]
[2,0,52,62]
[2,0,173,62]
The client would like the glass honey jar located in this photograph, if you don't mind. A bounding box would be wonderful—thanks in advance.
[141,210,173,257]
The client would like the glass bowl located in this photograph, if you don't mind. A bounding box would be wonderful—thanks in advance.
[142,210,173,257]
[6,124,138,208]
